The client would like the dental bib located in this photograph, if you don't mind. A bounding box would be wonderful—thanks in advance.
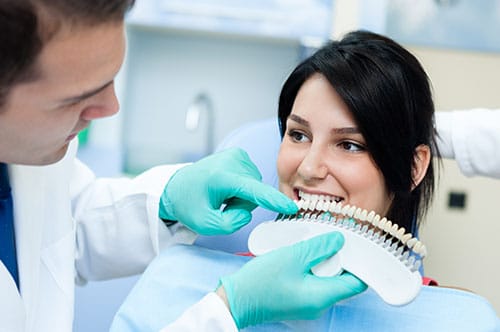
[248,196,426,306]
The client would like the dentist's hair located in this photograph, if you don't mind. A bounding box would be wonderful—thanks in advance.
[277,30,439,235]
[0,0,134,107]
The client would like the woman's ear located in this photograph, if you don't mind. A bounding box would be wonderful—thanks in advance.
[411,144,431,190]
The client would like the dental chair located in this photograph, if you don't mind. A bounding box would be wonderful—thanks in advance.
[111,118,500,332]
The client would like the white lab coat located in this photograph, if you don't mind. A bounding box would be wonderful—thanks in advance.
[435,109,500,179]
[0,140,196,332]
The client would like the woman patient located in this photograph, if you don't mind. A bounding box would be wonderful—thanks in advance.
[112,30,445,331]
[275,29,437,237]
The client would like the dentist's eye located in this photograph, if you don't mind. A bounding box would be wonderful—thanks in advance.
[340,141,365,152]
[287,130,310,143]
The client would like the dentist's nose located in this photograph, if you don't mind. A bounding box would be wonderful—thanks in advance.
[80,83,119,121]
[297,145,328,181]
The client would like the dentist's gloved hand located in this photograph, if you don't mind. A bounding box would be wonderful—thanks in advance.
[159,148,298,235]
[218,232,367,329]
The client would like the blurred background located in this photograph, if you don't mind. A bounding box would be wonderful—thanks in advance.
[75,0,500,330]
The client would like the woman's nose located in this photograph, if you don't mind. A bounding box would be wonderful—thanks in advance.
[297,145,328,181]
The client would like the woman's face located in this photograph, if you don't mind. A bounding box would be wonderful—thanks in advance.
[277,73,393,217]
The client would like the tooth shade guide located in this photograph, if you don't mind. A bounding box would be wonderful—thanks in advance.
[248,210,425,305]
[291,198,427,257]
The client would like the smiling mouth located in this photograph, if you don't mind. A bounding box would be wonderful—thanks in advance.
[296,189,344,203]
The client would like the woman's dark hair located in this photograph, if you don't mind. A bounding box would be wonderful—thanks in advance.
[0,0,135,107]
[278,30,440,235]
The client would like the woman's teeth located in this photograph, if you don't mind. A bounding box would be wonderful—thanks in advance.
[297,190,343,203]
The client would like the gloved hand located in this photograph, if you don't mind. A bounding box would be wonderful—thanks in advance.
[218,232,367,329]
[159,148,298,235]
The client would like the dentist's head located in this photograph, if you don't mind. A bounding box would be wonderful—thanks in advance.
[0,0,134,165]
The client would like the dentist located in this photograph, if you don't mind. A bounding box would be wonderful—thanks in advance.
[0,1,365,331]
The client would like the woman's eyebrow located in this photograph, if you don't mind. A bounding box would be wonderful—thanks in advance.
[289,114,360,134]
[289,114,309,127]
[332,127,360,134]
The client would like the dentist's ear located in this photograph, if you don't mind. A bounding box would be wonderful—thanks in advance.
[411,144,431,191]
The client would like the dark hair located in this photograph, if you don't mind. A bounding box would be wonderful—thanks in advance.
[278,30,440,235]
[0,0,135,107]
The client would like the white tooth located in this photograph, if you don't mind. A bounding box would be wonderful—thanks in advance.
[321,200,330,211]
[308,200,317,210]
[390,224,399,236]
[311,194,319,202]
[319,195,326,202]
[378,217,387,229]
[303,199,310,210]
[334,202,342,214]
[295,200,301,209]
[347,205,356,217]
[328,201,337,213]
[360,209,368,221]
[383,220,393,233]
[301,199,309,210]
[401,233,412,244]
[316,200,324,211]
[396,227,405,240]
[299,190,305,199]
[372,214,380,227]
[304,193,311,201]
[366,210,375,222]
[354,207,362,219]
[406,237,418,249]
[341,204,350,216]
[413,241,422,254]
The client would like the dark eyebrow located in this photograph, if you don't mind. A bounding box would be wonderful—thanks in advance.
[59,80,113,105]
[332,127,360,135]
[289,113,360,135]
[288,114,309,127]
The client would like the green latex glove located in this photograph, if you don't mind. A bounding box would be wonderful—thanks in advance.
[219,232,367,329]
[159,148,298,235]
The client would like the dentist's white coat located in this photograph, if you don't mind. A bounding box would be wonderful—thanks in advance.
[435,109,500,179]
[0,140,195,332]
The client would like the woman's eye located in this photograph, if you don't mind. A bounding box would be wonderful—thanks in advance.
[340,141,365,152]
[288,130,310,143]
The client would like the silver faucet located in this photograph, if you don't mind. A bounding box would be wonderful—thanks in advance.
[185,93,215,156]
